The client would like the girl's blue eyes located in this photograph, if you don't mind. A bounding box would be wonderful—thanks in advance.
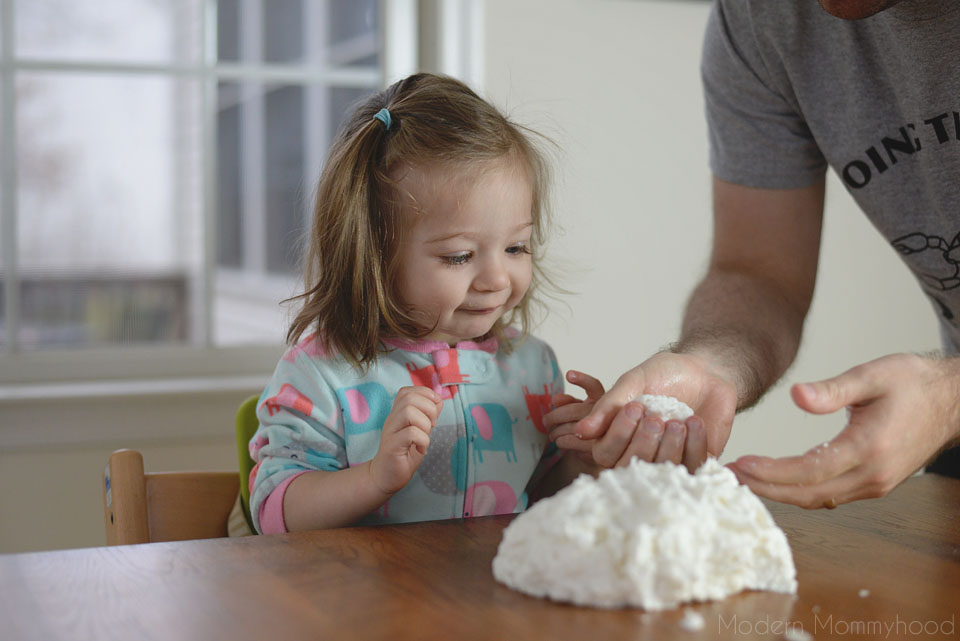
[441,244,531,266]
[442,253,471,266]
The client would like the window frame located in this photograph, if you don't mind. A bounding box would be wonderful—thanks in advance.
[0,0,445,400]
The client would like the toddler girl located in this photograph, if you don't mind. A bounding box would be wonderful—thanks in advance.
[248,73,590,533]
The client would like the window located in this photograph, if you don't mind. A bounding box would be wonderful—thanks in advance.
[0,0,444,389]
[214,0,385,346]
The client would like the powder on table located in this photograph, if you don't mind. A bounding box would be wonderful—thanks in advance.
[679,609,705,631]
[492,458,797,610]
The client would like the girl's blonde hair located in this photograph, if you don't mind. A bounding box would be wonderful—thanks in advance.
[287,73,553,368]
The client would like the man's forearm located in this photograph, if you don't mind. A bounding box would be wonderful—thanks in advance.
[671,267,808,410]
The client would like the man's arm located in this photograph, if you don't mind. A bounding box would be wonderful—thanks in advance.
[676,176,826,410]
[567,176,826,466]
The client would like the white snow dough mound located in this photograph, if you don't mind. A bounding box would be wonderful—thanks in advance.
[492,458,797,610]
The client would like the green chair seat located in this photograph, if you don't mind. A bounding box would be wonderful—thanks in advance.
[235,394,261,532]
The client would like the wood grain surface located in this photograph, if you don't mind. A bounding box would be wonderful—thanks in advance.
[2,474,958,641]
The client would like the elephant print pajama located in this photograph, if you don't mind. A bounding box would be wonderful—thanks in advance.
[248,331,563,534]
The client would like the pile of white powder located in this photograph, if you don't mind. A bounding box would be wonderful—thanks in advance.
[492,458,797,610]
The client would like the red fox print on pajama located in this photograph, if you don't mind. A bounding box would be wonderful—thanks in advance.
[405,349,469,399]
[264,383,315,417]
[523,383,555,434]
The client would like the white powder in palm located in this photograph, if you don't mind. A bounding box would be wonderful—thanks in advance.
[492,458,797,610]
[635,394,694,421]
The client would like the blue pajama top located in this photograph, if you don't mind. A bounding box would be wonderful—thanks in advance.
[248,330,563,533]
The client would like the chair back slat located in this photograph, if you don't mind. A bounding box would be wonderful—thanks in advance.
[104,449,150,545]
[104,449,239,545]
[145,472,239,542]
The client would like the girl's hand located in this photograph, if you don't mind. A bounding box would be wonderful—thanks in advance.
[369,386,443,495]
[728,353,960,508]
[543,370,605,464]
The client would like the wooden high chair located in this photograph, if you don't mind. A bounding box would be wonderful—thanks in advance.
[103,449,240,545]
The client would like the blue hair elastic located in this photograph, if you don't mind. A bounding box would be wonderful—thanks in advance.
[373,107,392,131]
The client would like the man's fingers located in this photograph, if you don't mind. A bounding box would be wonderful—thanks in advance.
[681,416,707,472]
[566,370,606,400]
[592,403,646,467]
[654,420,686,465]
[577,373,644,439]
[728,437,859,487]
[791,365,880,416]
[614,416,664,467]
[730,463,863,509]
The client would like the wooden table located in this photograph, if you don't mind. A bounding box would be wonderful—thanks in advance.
[3,474,959,641]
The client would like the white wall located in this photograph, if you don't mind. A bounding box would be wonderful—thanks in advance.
[0,391,255,552]
[480,0,940,462]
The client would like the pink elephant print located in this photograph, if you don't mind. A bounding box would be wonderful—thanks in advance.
[523,383,555,434]
[264,383,314,417]
[466,403,517,463]
[464,480,517,517]
[336,382,392,434]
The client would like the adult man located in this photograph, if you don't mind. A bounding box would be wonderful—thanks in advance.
[546,0,960,508]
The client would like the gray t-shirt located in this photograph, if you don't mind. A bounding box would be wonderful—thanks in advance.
[702,0,960,354]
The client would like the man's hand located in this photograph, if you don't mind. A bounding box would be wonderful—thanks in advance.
[549,352,737,472]
[369,386,443,495]
[728,353,960,508]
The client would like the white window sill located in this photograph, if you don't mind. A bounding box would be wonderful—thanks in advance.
[0,343,284,387]
[0,375,268,403]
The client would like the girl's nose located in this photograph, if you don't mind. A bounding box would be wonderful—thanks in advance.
[475,256,510,292]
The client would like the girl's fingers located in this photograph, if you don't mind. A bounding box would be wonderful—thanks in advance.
[566,370,606,400]
[398,385,441,404]
[550,393,580,408]
[400,425,431,456]
[390,404,434,436]
[544,401,596,433]
[396,387,443,423]
[591,402,646,467]
[554,434,595,453]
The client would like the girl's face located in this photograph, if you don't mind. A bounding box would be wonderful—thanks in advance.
[393,156,534,346]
